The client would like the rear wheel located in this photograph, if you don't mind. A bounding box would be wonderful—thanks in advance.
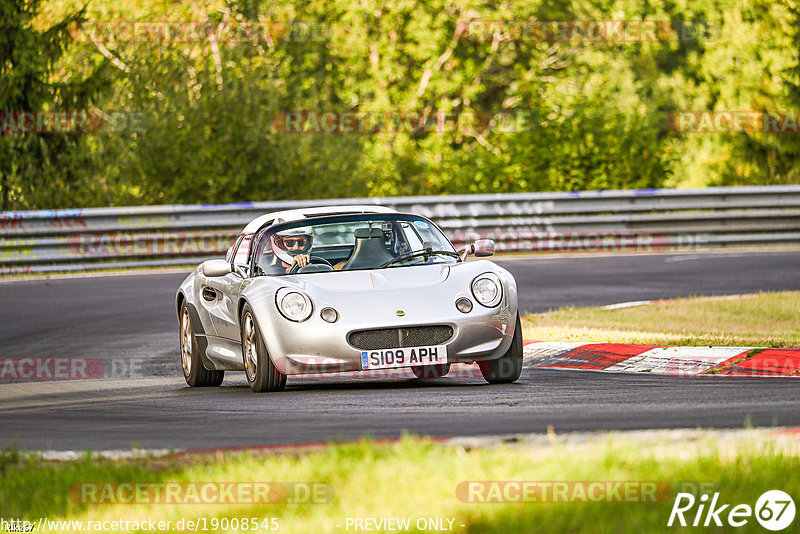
[241,304,286,392]
[411,363,450,379]
[478,314,523,384]
[180,301,224,387]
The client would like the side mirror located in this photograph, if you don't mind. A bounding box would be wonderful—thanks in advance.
[202,259,232,277]
[233,263,250,278]
[473,239,496,257]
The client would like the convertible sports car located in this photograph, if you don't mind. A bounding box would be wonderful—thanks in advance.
[176,206,521,392]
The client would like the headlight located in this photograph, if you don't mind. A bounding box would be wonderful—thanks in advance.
[471,273,502,307]
[276,288,313,322]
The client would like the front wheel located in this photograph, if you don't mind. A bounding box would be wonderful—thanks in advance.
[241,304,286,392]
[478,314,523,384]
[180,301,224,387]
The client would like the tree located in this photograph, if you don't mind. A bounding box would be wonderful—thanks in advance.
[0,0,109,210]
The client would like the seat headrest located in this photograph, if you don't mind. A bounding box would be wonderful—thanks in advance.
[354,227,384,239]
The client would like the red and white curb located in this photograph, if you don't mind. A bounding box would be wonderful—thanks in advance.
[522,341,800,377]
[293,341,800,381]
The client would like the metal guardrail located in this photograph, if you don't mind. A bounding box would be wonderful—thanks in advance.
[2,185,800,274]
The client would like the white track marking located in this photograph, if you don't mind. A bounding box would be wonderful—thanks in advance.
[600,300,654,310]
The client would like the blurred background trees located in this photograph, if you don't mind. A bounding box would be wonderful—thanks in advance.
[2,0,798,209]
[0,0,109,210]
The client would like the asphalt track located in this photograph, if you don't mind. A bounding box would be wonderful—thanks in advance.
[2,250,800,451]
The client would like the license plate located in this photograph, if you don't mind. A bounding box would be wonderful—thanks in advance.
[360,345,448,370]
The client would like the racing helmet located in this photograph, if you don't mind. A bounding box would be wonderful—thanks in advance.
[271,229,313,265]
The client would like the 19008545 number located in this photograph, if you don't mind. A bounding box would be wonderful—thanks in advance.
[193,517,279,531]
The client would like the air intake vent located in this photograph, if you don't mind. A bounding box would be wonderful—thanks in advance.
[348,325,454,350]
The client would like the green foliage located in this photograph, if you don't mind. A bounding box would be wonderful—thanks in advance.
[0,0,111,210]
[4,0,800,209]
[714,0,800,186]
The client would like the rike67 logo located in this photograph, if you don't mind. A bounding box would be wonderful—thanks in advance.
[668,490,796,530]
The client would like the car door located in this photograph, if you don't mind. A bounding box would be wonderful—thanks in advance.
[202,234,251,340]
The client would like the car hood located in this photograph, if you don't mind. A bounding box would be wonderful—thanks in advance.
[285,263,452,292]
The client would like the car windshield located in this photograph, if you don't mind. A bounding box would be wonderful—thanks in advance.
[251,213,458,276]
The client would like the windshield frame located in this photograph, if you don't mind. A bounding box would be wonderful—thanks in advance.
[249,213,457,276]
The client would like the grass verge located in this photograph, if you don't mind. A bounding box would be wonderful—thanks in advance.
[522,292,800,347]
[1,432,799,533]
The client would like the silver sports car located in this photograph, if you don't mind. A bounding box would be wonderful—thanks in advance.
[176,206,521,392]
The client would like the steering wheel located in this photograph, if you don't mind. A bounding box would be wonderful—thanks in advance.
[288,255,333,274]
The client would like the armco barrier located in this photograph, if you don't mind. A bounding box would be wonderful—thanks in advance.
[2,185,800,274]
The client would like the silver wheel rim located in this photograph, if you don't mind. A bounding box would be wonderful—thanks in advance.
[180,307,192,376]
[243,312,257,382]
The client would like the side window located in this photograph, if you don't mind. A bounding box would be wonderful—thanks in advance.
[254,232,282,276]
[232,234,252,265]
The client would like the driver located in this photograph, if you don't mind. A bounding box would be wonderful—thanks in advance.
[272,230,313,273]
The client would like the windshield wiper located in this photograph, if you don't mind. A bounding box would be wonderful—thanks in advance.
[380,247,461,268]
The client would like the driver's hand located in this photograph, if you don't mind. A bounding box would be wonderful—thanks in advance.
[291,254,310,269]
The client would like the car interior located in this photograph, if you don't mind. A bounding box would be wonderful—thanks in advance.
[250,217,452,276]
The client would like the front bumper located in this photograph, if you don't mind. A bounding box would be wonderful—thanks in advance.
[257,292,516,376]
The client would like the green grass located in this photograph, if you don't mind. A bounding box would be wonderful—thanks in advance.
[2,433,799,533]
[522,292,800,347]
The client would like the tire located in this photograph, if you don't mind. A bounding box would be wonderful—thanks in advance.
[241,303,286,393]
[180,301,224,387]
[411,363,450,379]
[478,314,523,384]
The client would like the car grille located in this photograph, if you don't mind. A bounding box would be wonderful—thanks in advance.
[348,325,454,350]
